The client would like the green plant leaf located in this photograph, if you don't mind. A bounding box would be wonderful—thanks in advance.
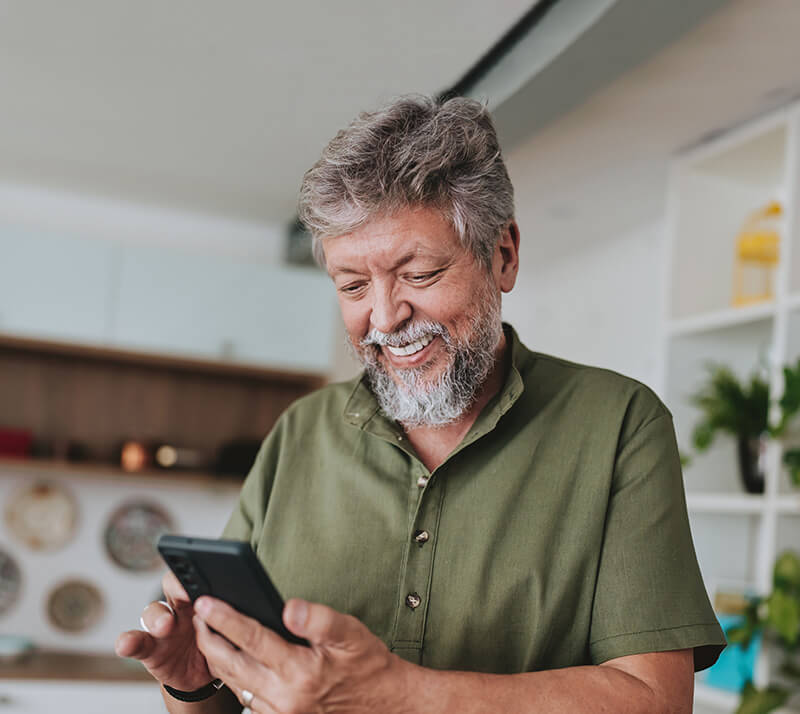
[692,422,715,452]
[766,589,800,647]
[785,449,800,487]
[776,359,800,436]
[780,655,800,682]
[728,622,757,647]
[774,550,800,592]
[736,681,790,714]
[689,364,769,450]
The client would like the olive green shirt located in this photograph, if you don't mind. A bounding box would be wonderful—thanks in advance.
[223,326,725,673]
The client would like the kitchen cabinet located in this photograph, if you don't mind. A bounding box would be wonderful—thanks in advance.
[0,229,338,374]
[111,244,338,373]
[0,228,116,345]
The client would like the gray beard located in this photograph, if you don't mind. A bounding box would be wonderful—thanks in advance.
[352,294,503,429]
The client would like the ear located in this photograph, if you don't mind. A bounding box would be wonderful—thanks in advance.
[494,221,520,293]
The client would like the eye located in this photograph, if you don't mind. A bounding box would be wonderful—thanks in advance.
[406,270,443,284]
[338,282,367,296]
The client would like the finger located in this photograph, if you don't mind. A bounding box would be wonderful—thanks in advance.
[193,616,279,710]
[283,599,365,647]
[115,629,158,660]
[194,596,293,668]
[232,684,278,713]
[229,684,278,714]
[162,570,190,605]
[140,600,176,637]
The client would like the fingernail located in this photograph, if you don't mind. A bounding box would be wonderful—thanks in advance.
[195,597,211,617]
[289,600,308,630]
[194,615,209,635]
[155,614,171,630]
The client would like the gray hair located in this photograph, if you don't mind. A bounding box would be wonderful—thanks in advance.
[298,94,515,270]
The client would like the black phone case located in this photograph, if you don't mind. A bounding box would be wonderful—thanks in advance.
[157,534,308,647]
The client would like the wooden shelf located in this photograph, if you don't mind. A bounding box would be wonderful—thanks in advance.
[0,332,327,389]
[668,302,775,338]
[0,457,244,489]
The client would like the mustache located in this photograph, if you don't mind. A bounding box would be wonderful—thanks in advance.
[359,320,449,348]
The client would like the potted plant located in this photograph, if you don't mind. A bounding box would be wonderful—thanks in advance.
[728,550,800,713]
[689,364,769,493]
[775,357,800,487]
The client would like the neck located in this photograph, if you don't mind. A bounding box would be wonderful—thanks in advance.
[403,329,510,470]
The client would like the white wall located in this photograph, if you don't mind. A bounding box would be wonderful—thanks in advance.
[503,219,664,389]
[0,181,286,264]
[0,468,239,653]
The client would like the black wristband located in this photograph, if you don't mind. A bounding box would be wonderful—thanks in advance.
[163,679,223,702]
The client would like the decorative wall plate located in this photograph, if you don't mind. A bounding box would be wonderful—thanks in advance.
[0,548,22,616]
[104,501,174,571]
[46,579,104,633]
[5,481,78,550]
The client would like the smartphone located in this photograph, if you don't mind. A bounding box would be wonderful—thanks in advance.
[157,534,308,647]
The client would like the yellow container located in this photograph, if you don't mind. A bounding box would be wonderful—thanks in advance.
[733,201,781,307]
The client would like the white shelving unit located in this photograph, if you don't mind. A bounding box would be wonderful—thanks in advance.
[658,102,800,713]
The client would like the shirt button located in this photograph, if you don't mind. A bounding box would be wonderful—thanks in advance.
[405,592,422,609]
[417,474,429,488]
[396,435,404,441]
[413,530,430,546]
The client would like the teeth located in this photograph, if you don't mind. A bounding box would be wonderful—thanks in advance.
[386,334,433,357]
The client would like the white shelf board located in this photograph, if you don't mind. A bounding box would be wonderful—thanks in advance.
[667,302,775,337]
[776,493,800,514]
[694,682,739,710]
[687,492,766,514]
[695,681,797,714]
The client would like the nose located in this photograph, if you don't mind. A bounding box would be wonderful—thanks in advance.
[370,279,412,334]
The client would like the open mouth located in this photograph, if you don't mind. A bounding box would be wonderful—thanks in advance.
[385,334,434,357]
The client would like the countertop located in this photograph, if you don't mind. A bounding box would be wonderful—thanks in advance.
[0,650,155,682]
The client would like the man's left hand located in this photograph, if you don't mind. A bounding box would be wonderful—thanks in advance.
[193,596,412,713]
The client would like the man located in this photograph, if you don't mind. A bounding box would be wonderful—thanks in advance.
[116,95,725,713]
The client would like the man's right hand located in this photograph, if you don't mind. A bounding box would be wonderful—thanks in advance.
[115,570,215,692]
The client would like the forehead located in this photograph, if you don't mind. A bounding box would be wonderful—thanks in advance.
[323,207,462,274]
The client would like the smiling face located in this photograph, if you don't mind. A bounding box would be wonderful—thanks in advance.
[323,206,518,427]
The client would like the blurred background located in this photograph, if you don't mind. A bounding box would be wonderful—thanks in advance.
[1,1,799,712]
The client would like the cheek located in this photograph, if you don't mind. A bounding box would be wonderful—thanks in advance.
[338,300,370,343]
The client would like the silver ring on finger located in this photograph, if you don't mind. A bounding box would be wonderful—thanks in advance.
[138,615,150,633]
[157,599,175,616]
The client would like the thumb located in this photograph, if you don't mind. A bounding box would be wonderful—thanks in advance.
[283,599,365,647]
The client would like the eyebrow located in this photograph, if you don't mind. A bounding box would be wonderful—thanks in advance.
[329,251,440,277]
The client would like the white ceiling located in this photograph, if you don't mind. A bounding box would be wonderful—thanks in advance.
[0,1,535,224]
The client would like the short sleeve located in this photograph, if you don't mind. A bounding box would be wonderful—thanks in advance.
[221,418,284,545]
[589,411,726,671]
